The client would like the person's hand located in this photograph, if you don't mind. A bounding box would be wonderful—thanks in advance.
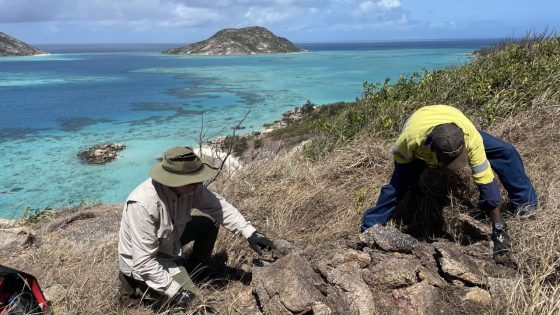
[168,289,196,309]
[248,231,275,254]
[491,222,511,264]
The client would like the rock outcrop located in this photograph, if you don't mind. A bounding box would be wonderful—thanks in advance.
[251,224,518,315]
[0,32,46,56]
[163,26,304,55]
[79,143,126,164]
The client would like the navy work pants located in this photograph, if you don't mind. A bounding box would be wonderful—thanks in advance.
[360,131,537,231]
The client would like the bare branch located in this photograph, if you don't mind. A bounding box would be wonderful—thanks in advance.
[205,110,251,187]
[196,112,205,156]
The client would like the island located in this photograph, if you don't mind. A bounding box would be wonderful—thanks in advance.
[79,143,126,165]
[163,26,305,55]
[0,32,47,56]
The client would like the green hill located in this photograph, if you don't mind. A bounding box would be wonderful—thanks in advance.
[163,26,305,55]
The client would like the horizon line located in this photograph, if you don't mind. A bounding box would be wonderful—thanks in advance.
[32,37,510,46]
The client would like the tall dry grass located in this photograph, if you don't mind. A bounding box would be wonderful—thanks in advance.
[488,104,560,314]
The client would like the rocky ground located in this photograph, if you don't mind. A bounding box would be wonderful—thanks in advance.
[252,225,516,315]
[0,206,517,315]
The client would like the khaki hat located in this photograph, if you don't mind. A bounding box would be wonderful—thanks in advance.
[430,123,468,170]
[150,147,218,187]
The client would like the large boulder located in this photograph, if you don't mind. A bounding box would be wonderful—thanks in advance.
[252,253,328,314]
[434,242,487,286]
[363,255,421,288]
[315,251,376,315]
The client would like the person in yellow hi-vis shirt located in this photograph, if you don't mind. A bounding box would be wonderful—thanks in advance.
[361,105,537,262]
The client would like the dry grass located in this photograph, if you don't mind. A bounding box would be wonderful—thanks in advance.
[487,104,560,314]
[214,136,391,245]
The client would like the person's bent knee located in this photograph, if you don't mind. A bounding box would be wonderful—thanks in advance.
[502,143,518,156]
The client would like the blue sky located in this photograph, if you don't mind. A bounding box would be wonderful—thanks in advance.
[0,0,558,44]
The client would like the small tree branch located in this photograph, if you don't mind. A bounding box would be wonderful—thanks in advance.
[205,110,250,186]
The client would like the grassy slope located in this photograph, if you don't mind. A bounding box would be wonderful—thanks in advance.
[2,36,560,314]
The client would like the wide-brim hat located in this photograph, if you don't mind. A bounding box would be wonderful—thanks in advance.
[431,123,469,170]
[150,146,218,187]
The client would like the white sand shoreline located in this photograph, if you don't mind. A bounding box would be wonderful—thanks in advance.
[198,145,243,170]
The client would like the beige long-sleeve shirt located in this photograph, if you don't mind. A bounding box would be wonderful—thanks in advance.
[117,179,256,297]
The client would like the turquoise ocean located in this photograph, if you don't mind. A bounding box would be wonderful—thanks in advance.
[0,40,500,217]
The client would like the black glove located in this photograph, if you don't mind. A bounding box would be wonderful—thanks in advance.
[491,221,511,264]
[168,289,196,309]
[248,231,275,255]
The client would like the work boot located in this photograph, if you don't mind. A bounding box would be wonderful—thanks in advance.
[492,222,512,265]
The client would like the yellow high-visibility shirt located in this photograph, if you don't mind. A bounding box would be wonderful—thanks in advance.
[392,105,494,185]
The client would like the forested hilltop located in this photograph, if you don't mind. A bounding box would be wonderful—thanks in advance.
[2,35,559,314]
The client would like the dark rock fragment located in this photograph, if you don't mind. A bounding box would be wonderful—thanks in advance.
[360,224,419,253]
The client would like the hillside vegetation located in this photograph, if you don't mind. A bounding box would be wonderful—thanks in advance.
[303,35,560,159]
[2,35,559,314]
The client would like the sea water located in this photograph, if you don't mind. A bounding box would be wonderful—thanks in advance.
[0,40,500,217]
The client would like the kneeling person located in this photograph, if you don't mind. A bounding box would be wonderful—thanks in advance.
[118,146,274,308]
[361,105,537,261]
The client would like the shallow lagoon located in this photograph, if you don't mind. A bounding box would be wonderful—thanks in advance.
[0,41,496,217]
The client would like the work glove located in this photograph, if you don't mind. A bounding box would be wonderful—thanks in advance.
[491,221,511,264]
[248,231,275,255]
[168,289,196,309]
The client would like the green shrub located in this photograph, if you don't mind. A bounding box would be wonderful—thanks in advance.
[22,206,53,226]
[304,35,560,159]
[253,137,264,149]
[221,135,249,156]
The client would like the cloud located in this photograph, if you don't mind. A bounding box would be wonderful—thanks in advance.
[378,0,400,10]
[354,0,402,15]
[0,0,415,41]
[171,4,222,23]
[244,7,294,24]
